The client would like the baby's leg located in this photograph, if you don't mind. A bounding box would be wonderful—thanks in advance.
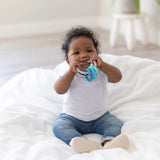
[101,112,123,143]
[53,114,82,145]
[93,111,123,142]
[53,113,100,153]
[95,111,129,149]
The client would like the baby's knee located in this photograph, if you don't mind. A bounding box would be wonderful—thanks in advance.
[53,119,74,136]
[103,122,123,138]
[53,121,63,134]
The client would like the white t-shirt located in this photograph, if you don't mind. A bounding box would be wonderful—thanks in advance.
[62,70,109,121]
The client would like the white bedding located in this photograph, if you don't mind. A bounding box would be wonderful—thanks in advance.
[0,54,160,160]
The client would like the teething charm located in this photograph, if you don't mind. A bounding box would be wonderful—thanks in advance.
[76,61,98,82]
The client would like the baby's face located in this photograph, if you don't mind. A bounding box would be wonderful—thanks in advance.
[66,36,97,71]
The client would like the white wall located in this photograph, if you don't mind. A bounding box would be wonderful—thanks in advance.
[0,0,100,38]
[141,0,160,44]
[0,0,160,45]
[98,0,113,30]
[0,0,100,24]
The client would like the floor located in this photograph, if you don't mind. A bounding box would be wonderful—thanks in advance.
[0,28,160,87]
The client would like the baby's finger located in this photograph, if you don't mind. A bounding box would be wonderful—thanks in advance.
[73,62,81,72]
[77,64,82,70]
[91,57,99,65]
[90,57,96,64]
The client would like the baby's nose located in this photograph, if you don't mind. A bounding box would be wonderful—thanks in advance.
[81,53,88,58]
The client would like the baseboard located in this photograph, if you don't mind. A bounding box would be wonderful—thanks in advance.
[0,16,104,39]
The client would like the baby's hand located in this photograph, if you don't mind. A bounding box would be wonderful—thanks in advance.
[69,61,81,74]
[90,56,104,69]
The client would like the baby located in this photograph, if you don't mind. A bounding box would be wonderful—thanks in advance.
[53,26,129,153]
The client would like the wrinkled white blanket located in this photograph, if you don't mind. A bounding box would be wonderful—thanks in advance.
[0,54,160,160]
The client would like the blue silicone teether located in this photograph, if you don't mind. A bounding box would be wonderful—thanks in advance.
[76,61,98,82]
[85,63,98,82]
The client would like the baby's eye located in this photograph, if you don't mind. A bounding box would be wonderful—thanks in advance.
[74,51,79,55]
[87,50,93,53]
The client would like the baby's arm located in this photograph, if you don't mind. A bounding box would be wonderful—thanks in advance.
[54,70,75,94]
[90,56,122,83]
[54,61,80,94]
[99,62,122,83]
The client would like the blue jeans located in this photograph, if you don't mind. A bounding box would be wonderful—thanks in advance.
[53,111,123,145]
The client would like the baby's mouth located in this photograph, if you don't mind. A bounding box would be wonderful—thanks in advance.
[80,60,90,71]
[80,60,90,65]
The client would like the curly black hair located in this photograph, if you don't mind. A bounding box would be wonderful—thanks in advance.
[62,26,100,58]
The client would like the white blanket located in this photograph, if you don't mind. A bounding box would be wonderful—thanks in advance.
[0,54,160,160]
